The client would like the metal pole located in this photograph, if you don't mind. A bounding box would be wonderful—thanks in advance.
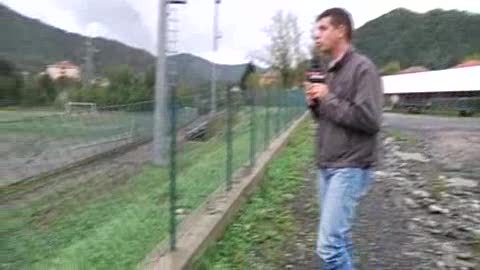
[153,0,169,166]
[210,0,221,116]
[249,91,256,167]
[226,87,233,191]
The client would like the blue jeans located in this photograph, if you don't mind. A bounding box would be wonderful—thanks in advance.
[316,168,373,270]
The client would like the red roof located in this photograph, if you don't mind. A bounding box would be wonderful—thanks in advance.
[454,60,480,68]
[397,66,429,74]
[51,61,78,68]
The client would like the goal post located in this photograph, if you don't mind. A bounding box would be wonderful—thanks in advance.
[65,102,97,114]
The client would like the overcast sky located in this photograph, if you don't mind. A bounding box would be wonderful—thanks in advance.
[2,0,479,64]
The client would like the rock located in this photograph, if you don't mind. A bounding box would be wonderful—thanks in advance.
[436,260,447,270]
[282,193,295,200]
[462,215,480,224]
[421,198,437,207]
[404,197,419,209]
[374,170,390,178]
[406,221,417,231]
[446,177,478,188]
[412,189,431,199]
[441,242,459,254]
[175,208,187,215]
[394,151,430,163]
[456,252,473,260]
[428,204,450,214]
[443,162,463,172]
[444,229,460,240]
[456,259,476,269]
[424,219,438,228]
[384,137,395,145]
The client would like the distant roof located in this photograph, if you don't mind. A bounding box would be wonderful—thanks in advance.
[49,61,78,68]
[397,66,429,74]
[454,60,480,68]
[383,66,480,94]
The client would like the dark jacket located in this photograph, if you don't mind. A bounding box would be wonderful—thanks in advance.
[310,47,383,168]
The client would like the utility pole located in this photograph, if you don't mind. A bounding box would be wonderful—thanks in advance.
[153,0,186,165]
[210,0,221,116]
[153,0,169,165]
[83,38,98,88]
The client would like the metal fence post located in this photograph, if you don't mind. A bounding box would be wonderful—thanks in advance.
[169,82,177,251]
[265,89,271,149]
[249,90,256,168]
[226,87,233,191]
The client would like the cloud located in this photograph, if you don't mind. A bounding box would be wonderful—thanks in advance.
[3,0,480,64]
[52,0,154,51]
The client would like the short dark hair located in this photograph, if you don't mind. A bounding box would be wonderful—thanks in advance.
[316,8,353,41]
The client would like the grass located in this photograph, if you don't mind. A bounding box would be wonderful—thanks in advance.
[193,119,314,270]
[2,106,305,269]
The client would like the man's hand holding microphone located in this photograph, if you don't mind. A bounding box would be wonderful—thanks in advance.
[304,58,328,106]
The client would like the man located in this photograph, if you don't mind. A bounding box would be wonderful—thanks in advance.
[304,8,383,270]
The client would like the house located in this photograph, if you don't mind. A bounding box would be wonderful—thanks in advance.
[259,70,279,87]
[397,66,429,74]
[46,61,81,81]
[453,60,480,68]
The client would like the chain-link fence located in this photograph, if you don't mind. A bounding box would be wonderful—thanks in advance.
[1,78,306,269]
[166,87,306,250]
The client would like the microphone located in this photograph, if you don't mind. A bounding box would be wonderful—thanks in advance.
[305,58,326,109]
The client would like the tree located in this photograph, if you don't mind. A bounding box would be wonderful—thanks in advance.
[464,52,480,61]
[239,62,256,90]
[38,73,56,103]
[0,58,23,104]
[380,61,401,75]
[252,10,305,88]
[104,65,137,104]
[176,81,194,107]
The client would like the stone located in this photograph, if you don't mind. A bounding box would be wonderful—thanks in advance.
[384,137,395,145]
[446,177,478,188]
[393,151,429,163]
[422,198,437,206]
[374,170,390,178]
[428,204,450,215]
[456,259,476,269]
[456,252,473,260]
[424,219,438,228]
[436,260,447,270]
[444,230,460,240]
[412,189,431,199]
[441,242,459,254]
[443,162,463,172]
[404,197,419,209]
[175,208,187,215]
[282,193,295,200]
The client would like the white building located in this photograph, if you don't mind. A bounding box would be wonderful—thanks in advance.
[46,61,81,81]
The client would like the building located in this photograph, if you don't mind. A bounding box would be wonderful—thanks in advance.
[259,70,279,87]
[397,66,429,74]
[453,60,480,68]
[46,61,81,81]
[382,66,480,114]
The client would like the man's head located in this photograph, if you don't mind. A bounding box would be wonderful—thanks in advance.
[314,8,353,54]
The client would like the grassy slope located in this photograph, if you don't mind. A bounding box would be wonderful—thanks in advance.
[193,119,314,269]
[2,107,303,269]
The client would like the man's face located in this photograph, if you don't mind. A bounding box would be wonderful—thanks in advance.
[314,17,344,54]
